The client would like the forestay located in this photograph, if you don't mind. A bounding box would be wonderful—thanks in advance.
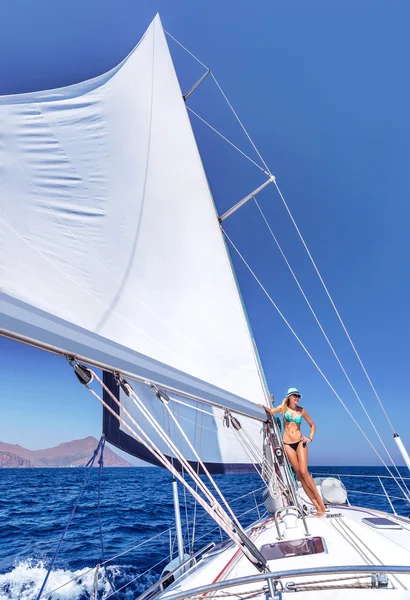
[0,15,267,469]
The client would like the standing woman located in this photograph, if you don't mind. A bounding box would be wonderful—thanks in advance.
[260,388,326,516]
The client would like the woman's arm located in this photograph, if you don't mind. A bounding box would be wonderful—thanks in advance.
[258,402,283,415]
[301,409,316,442]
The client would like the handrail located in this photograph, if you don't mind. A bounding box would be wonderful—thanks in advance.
[274,505,310,539]
[311,471,410,481]
[157,565,410,600]
[344,489,406,501]
[230,485,266,504]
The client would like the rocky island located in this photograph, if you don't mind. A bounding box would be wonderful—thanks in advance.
[0,436,132,467]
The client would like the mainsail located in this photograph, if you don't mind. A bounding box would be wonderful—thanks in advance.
[0,15,268,470]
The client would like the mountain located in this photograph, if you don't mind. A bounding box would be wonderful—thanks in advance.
[0,451,31,468]
[0,437,132,467]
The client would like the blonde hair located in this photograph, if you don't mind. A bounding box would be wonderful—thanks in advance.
[281,397,290,418]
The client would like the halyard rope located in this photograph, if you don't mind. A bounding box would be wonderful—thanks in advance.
[89,374,237,532]
[123,382,242,529]
[81,369,268,571]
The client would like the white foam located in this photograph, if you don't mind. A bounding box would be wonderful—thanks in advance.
[0,559,114,600]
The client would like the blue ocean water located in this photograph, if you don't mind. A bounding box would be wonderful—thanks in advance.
[0,466,409,599]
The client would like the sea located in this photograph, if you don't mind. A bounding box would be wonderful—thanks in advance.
[0,466,409,600]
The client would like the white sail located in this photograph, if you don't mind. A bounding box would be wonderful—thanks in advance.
[0,15,268,466]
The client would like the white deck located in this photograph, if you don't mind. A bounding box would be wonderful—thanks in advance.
[160,504,410,598]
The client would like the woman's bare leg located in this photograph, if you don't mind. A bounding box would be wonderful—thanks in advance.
[284,444,322,513]
[296,443,326,513]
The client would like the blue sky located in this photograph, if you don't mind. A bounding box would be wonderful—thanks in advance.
[1,1,410,466]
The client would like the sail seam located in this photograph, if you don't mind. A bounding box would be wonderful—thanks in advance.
[0,211,192,363]
[0,136,234,375]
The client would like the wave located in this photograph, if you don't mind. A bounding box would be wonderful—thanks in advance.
[0,559,158,600]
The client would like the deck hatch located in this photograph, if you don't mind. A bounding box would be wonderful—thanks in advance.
[260,537,325,560]
[362,517,402,530]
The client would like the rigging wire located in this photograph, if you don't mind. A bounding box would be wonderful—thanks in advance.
[191,401,203,553]
[229,426,272,488]
[271,178,397,434]
[44,492,266,600]
[186,106,266,173]
[82,369,268,571]
[163,29,398,441]
[253,198,409,494]
[222,229,410,502]
[211,71,397,434]
[168,397,268,465]
[96,379,236,533]
[210,74,270,175]
[36,436,105,600]
[176,402,192,554]
[212,79,397,433]
[164,29,209,70]
[156,394,245,528]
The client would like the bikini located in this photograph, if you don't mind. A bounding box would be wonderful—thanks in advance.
[283,411,304,451]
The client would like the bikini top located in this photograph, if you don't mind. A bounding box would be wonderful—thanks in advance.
[284,411,302,425]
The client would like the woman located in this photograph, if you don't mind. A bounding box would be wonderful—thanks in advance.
[260,387,326,516]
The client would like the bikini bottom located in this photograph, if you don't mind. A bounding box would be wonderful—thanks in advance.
[283,439,305,451]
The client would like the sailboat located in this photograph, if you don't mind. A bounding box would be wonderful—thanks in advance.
[1,13,410,599]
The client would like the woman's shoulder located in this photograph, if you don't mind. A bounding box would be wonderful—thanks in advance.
[297,405,304,413]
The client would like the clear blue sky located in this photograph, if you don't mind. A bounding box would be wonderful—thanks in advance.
[1,1,410,466]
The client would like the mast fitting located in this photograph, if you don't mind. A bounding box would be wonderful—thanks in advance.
[183,69,211,101]
[149,383,171,404]
[219,176,275,222]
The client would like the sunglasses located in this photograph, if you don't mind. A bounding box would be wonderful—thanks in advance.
[291,394,301,398]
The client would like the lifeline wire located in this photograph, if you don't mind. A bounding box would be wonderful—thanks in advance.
[47,493,266,600]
